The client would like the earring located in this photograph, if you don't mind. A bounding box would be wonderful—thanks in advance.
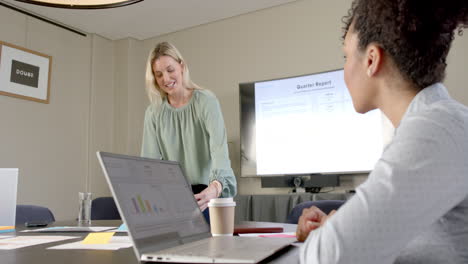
[367,69,372,77]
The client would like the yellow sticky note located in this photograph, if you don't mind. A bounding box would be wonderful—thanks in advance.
[81,232,115,244]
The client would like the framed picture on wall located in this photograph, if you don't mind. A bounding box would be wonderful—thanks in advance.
[0,41,52,104]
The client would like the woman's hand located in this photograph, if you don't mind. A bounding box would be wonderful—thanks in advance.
[296,206,336,242]
[194,181,222,211]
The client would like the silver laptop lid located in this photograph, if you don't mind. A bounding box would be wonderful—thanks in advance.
[0,168,18,226]
[97,152,211,258]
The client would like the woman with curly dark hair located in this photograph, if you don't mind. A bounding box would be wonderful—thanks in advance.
[296,0,468,263]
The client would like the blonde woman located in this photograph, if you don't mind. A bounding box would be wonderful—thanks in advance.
[141,42,237,220]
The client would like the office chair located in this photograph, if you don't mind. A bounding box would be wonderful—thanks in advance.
[286,200,346,224]
[91,196,121,220]
[16,204,55,226]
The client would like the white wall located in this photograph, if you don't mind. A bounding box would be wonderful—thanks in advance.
[0,6,90,220]
[0,6,119,220]
[446,33,468,103]
[88,34,115,196]
[1,0,468,220]
[113,38,146,157]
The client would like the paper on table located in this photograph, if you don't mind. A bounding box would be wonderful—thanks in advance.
[22,226,116,233]
[238,232,296,238]
[0,236,77,250]
[0,235,14,240]
[48,236,132,250]
[113,223,127,233]
[82,232,115,244]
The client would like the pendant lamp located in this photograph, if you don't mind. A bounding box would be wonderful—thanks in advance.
[14,0,143,9]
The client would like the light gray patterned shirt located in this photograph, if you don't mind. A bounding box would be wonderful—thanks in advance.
[300,83,468,264]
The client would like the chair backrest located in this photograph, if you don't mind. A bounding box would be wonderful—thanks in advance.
[286,200,346,224]
[16,205,55,226]
[91,196,121,220]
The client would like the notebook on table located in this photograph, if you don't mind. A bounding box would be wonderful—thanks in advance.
[0,168,18,227]
[97,152,294,263]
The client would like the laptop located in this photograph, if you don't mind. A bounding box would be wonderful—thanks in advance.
[97,152,294,263]
[0,168,18,226]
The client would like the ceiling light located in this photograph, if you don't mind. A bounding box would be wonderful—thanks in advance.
[14,0,143,9]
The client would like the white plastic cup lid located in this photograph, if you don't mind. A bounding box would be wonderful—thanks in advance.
[208,198,236,207]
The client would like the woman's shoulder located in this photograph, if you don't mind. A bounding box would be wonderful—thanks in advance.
[145,103,158,113]
[144,103,163,118]
[194,89,220,108]
[194,89,218,101]
[398,97,468,152]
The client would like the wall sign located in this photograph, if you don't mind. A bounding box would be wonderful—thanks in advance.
[0,41,52,104]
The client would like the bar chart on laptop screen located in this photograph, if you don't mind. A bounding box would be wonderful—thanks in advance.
[129,188,166,216]
[116,183,196,222]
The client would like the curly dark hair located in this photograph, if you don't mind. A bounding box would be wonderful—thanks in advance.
[342,0,468,89]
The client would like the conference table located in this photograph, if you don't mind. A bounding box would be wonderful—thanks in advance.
[1,220,300,264]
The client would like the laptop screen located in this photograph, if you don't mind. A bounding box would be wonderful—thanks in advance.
[0,168,18,226]
[98,152,210,254]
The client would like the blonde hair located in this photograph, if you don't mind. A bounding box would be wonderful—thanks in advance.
[145,42,202,105]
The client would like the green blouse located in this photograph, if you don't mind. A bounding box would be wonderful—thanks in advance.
[141,89,237,198]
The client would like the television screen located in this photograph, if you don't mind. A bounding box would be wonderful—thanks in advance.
[239,69,384,177]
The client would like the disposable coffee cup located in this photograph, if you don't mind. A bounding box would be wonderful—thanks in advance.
[208,198,236,236]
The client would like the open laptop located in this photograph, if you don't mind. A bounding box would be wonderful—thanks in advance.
[97,152,294,263]
[0,168,18,226]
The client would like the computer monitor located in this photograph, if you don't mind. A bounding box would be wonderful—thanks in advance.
[239,69,385,185]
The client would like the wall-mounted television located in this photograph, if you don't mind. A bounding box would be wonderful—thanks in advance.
[239,69,384,188]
